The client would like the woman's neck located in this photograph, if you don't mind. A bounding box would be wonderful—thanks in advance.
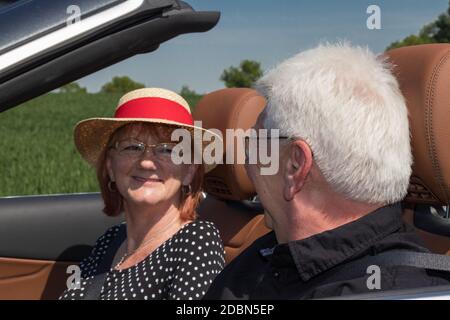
[123,202,183,254]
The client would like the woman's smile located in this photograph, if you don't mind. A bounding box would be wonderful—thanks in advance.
[132,176,163,185]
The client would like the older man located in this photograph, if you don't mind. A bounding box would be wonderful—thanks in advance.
[204,43,449,299]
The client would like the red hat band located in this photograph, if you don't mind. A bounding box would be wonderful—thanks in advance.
[114,97,194,126]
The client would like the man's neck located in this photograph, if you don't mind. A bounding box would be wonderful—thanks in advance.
[275,195,383,243]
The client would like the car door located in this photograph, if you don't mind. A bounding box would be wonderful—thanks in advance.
[0,0,219,299]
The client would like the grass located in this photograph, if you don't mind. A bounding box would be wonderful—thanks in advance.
[0,92,201,197]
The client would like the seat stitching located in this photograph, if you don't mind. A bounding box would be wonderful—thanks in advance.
[229,91,262,196]
[425,50,450,203]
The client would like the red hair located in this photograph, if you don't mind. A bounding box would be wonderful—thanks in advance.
[96,123,204,221]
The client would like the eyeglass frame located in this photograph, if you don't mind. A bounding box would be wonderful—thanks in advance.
[109,138,178,160]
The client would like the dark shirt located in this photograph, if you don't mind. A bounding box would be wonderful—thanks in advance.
[204,204,450,299]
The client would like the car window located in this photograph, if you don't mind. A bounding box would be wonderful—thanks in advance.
[0,0,222,198]
[0,92,119,196]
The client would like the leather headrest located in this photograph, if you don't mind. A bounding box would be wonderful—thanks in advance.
[385,44,450,205]
[193,88,265,200]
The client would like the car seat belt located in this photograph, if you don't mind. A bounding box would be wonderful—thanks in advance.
[352,250,450,272]
[297,250,450,298]
[322,250,450,283]
[83,224,126,300]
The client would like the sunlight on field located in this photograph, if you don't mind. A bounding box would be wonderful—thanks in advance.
[0,93,120,196]
[0,92,201,197]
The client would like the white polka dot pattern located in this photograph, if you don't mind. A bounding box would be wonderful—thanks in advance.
[59,220,225,300]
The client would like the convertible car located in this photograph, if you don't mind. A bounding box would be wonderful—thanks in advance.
[0,0,449,300]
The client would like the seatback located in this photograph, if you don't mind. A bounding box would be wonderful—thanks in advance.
[193,88,269,264]
[385,44,450,254]
[195,44,450,264]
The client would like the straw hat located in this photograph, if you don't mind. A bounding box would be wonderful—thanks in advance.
[74,88,222,173]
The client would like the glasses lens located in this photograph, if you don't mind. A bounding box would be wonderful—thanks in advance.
[154,143,175,158]
[117,139,145,157]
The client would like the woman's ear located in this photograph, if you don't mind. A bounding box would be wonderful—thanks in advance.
[283,140,313,201]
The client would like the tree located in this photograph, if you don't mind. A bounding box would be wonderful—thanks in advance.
[386,34,434,51]
[59,82,87,94]
[179,86,203,110]
[386,1,450,50]
[433,13,450,42]
[101,76,145,94]
[220,60,263,88]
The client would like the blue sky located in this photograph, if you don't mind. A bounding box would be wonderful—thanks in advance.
[78,0,449,93]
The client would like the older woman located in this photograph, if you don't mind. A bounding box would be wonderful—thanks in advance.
[60,88,224,300]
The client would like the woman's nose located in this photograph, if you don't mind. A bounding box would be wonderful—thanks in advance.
[136,151,157,169]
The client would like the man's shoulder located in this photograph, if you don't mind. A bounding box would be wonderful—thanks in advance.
[305,248,450,299]
[203,231,276,300]
[306,264,450,299]
[231,231,277,263]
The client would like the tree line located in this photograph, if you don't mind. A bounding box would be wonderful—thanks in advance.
[59,60,263,99]
[387,1,450,50]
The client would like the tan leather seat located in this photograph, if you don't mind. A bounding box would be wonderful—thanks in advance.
[385,44,450,255]
[195,44,450,264]
[193,88,270,264]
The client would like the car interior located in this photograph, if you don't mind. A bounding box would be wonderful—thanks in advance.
[194,43,450,266]
[0,7,449,299]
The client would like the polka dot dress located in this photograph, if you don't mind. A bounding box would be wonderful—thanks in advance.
[59,220,225,300]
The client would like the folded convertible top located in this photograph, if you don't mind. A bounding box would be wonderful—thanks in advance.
[0,0,220,112]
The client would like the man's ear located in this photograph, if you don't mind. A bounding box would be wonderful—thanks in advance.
[283,140,313,201]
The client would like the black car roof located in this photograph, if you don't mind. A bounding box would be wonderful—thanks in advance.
[0,0,128,55]
[0,0,220,112]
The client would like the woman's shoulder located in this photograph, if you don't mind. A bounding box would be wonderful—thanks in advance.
[89,222,125,253]
[177,220,221,239]
[172,220,223,250]
[170,219,225,263]
[77,223,124,277]
[97,222,125,242]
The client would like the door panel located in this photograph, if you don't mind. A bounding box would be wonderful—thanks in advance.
[0,258,73,300]
[0,193,123,299]
[0,193,123,261]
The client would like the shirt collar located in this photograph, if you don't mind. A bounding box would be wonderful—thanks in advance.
[270,203,404,281]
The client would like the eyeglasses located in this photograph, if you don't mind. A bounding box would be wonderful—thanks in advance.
[111,138,177,160]
[244,135,289,165]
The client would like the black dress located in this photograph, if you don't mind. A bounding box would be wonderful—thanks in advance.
[60,220,225,300]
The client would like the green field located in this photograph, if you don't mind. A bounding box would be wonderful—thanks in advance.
[0,93,200,197]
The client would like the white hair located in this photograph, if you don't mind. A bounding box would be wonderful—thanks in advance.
[255,42,412,204]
